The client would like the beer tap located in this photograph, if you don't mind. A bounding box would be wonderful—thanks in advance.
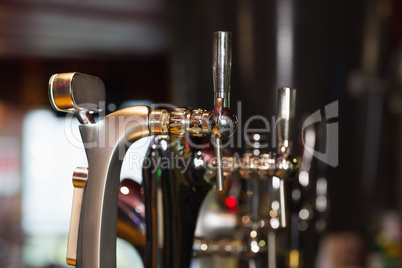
[221,87,298,185]
[49,31,237,268]
[149,31,236,191]
[191,88,299,265]
[212,31,232,191]
[49,72,152,268]
[276,86,297,229]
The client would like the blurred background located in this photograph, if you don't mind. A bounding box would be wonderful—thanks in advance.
[0,0,402,267]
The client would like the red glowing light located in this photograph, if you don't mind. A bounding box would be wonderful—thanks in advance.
[225,196,237,210]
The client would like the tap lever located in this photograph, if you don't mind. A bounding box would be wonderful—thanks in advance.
[213,31,232,108]
[49,72,106,124]
[150,31,235,191]
[212,31,232,191]
[277,87,296,156]
[66,167,88,266]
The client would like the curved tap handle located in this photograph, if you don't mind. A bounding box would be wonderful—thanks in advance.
[49,72,106,124]
[212,31,232,191]
[277,87,296,156]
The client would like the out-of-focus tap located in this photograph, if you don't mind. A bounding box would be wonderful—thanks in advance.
[190,87,299,268]
[49,31,237,268]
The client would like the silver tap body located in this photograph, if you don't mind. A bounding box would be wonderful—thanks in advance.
[76,106,151,268]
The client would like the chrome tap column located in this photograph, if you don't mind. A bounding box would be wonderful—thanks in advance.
[49,31,237,268]
[49,72,152,268]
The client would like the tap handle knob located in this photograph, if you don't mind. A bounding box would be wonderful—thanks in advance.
[49,72,106,124]
[277,87,296,155]
[213,31,232,108]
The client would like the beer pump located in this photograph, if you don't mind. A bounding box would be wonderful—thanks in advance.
[48,31,300,268]
[190,87,299,267]
[49,31,236,268]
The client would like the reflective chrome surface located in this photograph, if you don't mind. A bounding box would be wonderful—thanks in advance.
[48,30,237,268]
[48,72,105,124]
[49,71,152,267]
[212,31,232,190]
[117,179,146,256]
[142,135,214,268]
[277,87,296,156]
[48,31,304,268]
[213,31,232,108]
[76,105,151,268]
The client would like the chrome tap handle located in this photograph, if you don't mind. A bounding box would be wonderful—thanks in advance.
[150,32,236,191]
[213,31,232,108]
[67,168,88,266]
[276,87,297,231]
[48,72,106,124]
[277,87,296,156]
[212,31,232,191]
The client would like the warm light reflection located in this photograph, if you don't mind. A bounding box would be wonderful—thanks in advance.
[298,170,309,187]
[289,250,300,268]
[270,218,280,229]
[270,210,278,218]
[250,241,259,253]
[299,208,309,220]
[200,243,208,251]
[272,176,280,189]
[120,186,130,195]
[271,200,280,211]
[242,215,250,224]
[161,140,168,150]
[250,230,257,238]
